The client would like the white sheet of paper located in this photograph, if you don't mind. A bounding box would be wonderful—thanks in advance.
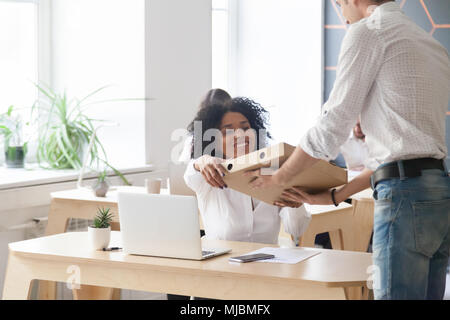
[244,247,321,264]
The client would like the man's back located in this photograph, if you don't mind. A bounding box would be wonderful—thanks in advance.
[295,1,450,301]
[357,2,450,167]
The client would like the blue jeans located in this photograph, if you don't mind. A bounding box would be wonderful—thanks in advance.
[372,166,450,300]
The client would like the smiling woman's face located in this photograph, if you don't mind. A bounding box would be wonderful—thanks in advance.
[219,112,257,159]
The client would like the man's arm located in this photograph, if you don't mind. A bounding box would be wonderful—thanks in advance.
[277,168,373,206]
[334,168,373,203]
[273,146,319,186]
[250,23,383,189]
[273,142,372,200]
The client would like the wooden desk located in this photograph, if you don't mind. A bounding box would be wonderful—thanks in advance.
[39,186,165,300]
[41,187,375,300]
[4,232,373,300]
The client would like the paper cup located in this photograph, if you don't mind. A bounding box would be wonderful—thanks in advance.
[145,178,162,194]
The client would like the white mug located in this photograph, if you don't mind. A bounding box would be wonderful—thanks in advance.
[145,178,162,194]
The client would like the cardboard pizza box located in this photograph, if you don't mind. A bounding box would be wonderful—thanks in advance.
[222,142,348,205]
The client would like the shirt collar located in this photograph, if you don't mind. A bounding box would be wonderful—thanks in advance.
[374,1,401,14]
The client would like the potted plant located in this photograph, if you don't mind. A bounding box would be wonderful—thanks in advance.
[88,207,113,250]
[93,169,110,197]
[32,83,132,185]
[0,106,28,168]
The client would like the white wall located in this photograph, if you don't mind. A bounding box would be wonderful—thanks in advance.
[145,0,212,169]
[234,0,323,145]
[51,0,146,168]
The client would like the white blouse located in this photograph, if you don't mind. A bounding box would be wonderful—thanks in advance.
[184,160,311,244]
[340,132,369,171]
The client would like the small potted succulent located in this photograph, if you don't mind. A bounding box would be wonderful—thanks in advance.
[0,106,28,168]
[92,169,110,197]
[88,207,113,250]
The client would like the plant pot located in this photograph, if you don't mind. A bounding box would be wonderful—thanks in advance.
[93,181,110,197]
[5,145,26,168]
[88,226,111,250]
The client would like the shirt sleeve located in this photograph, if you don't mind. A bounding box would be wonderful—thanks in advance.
[300,21,385,161]
[279,205,312,239]
[183,159,212,196]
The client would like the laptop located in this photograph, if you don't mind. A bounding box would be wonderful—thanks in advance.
[117,192,231,260]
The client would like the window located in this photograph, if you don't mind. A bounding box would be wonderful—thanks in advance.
[1,0,146,168]
[0,0,38,116]
[212,0,230,91]
[211,0,323,145]
[51,0,146,168]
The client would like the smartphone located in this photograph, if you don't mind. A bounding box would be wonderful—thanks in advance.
[228,253,275,263]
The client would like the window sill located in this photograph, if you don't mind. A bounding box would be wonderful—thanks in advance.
[0,163,155,191]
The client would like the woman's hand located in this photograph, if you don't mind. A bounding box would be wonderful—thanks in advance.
[194,155,228,189]
[280,187,335,206]
[273,199,303,208]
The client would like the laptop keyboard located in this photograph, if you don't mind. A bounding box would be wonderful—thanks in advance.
[202,250,214,256]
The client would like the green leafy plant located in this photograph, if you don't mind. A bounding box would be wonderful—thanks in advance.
[0,106,14,141]
[92,207,113,229]
[0,106,27,145]
[0,106,29,167]
[97,169,108,183]
[32,83,134,185]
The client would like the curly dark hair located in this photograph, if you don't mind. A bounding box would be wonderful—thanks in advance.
[187,97,272,159]
[199,88,232,110]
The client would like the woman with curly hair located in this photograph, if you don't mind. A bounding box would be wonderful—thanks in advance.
[178,88,232,162]
[184,96,311,245]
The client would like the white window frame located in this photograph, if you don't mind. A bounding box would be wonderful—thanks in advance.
[0,0,51,89]
[227,0,238,96]
[0,0,50,165]
[214,0,324,103]
[37,0,52,87]
[211,0,238,95]
[212,0,324,145]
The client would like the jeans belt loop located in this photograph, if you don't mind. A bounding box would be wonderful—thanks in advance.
[397,160,406,181]
[443,161,449,176]
[370,174,376,190]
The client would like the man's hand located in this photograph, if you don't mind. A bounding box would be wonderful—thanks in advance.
[194,155,228,189]
[280,187,335,206]
[244,168,283,189]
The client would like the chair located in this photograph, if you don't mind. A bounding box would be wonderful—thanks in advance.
[168,162,196,197]
[298,203,354,250]
[296,200,374,300]
[168,162,205,231]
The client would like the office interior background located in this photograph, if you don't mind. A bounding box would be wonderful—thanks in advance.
[0,0,449,299]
